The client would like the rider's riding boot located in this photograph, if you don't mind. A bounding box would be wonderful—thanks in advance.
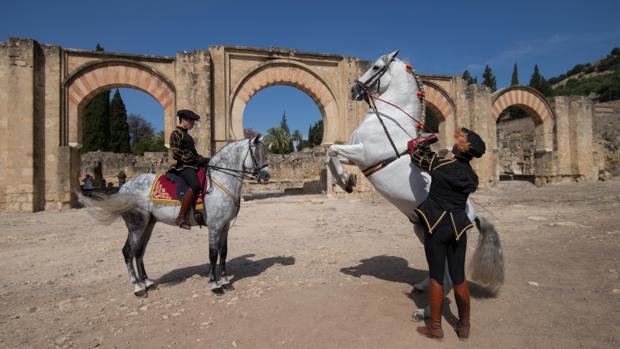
[176,189,194,230]
[416,279,444,340]
[453,280,471,340]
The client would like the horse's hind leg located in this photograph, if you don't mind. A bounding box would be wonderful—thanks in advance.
[136,216,156,290]
[121,210,150,296]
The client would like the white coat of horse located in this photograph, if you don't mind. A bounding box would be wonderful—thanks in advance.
[327,50,504,319]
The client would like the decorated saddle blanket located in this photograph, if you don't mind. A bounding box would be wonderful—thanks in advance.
[149,168,209,209]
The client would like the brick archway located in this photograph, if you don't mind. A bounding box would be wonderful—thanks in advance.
[422,81,456,150]
[64,60,176,148]
[492,86,554,151]
[229,61,338,143]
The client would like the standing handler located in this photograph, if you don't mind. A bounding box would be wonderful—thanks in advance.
[169,109,210,229]
[410,128,486,340]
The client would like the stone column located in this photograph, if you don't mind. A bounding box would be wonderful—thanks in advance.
[465,85,495,185]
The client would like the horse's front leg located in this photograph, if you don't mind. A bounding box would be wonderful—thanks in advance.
[218,224,233,288]
[327,143,364,193]
[208,227,223,294]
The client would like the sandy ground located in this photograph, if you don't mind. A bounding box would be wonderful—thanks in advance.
[1,179,619,349]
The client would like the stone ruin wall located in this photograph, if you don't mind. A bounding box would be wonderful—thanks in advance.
[496,117,536,177]
[81,148,328,194]
[592,100,620,176]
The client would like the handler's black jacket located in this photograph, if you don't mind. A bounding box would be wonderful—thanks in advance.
[411,145,478,240]
[169,126,208,170]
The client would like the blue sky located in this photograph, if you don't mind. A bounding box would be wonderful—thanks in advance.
[2,0,619,137]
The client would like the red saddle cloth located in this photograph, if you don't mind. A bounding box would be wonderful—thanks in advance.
[149,168,209,209]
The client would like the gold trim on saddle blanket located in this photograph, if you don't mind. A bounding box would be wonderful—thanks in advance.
[149,175,205,209]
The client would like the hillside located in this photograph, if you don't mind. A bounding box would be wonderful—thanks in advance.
[549,48,620,102]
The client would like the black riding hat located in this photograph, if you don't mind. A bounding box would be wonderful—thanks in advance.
[177,109,201,121]
[461,128,486,158]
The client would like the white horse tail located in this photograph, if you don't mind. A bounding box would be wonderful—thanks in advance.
[469,214,504,293]
[78,192,139,225]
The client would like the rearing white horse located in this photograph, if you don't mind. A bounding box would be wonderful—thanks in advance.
[328,50,504,320]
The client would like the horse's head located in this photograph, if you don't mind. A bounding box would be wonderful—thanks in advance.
[245,135,270,183]
[351,49,408,101]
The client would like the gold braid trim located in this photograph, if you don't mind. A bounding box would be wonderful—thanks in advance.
[212,177,240,207]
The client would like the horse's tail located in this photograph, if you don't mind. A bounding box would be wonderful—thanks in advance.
[469,214,504,293]
[77,192,139,225]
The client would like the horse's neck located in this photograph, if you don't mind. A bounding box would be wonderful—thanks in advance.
[375,72,421,129]
[210,142,246,192]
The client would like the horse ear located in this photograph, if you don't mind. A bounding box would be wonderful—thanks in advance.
[254,134,262,144]
[387,49,400,62]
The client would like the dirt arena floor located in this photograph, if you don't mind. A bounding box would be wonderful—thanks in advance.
[1,178,619,348]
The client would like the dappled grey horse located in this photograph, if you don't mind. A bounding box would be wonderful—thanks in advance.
[80,136,269,296]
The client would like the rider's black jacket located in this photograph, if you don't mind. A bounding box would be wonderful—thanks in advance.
[411,144,478,240]
[169,126,209,170]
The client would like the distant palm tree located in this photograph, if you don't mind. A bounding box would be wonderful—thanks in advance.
[291,130,302,152]
[264,127,291,154]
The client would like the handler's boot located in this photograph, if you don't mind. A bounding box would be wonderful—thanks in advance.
[416,279,444,340]
[453,280,471,340]
[176,189,194,230]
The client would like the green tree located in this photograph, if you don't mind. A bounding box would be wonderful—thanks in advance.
[308,120,323,146]
[462,70,477,85]
[81,43,110,153]
[82,90,110,153]
[511,63,519,86]
[529,65,552,96]
[109,89,130,153]
[264,127,291,154]
[482,65,497,92]
[132,131,166,155]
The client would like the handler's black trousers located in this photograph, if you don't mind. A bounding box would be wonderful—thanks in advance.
[178,167,201,197]
[423,218,467,285]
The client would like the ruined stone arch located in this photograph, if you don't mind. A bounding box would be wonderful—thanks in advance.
[63,60,176,148]
[229,60,338,143]
[422,80,456,149]
[491,86,555,151]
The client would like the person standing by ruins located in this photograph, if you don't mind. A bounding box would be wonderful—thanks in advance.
[82,174,94,197]
[409,128,486,341]
[117,170,127,187]
[169,109,210,229]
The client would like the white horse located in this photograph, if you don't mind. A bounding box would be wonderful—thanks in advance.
[80,136,270,296]
[327,50,504,319]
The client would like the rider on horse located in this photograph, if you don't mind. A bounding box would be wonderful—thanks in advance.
[169,109,210,230]
[410,127,486,341]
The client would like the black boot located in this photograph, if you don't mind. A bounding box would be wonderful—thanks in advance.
[416,279,444,340]
[176,189,194,230]
[453,280,471,340]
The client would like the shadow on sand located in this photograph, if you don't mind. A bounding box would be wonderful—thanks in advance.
[156,253,295,286]
[340,255,497,325]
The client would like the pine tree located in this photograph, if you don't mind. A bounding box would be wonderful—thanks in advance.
[82,43,110,153]
[309,120,323,146]
[511,63,519,86]
[109,89,130,153]
[82,90,110,153]
[482,65,497,92]
[529,65,552,96]
[462,70,476,85]
[279,111,290,135]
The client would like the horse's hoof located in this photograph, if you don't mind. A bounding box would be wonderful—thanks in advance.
[410,309,426,322]
[222,283,235,291]
[345,185,353,193]
[412,285,425,293]
[348,174,357,187]
[211,287,224,295]
[133,286,147,298]
[144,279,157,290]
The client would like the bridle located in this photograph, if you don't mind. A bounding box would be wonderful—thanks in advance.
[207,138,267,181]
[355,58,436,176]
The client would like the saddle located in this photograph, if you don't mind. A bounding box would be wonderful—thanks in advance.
[149,168,209,210]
